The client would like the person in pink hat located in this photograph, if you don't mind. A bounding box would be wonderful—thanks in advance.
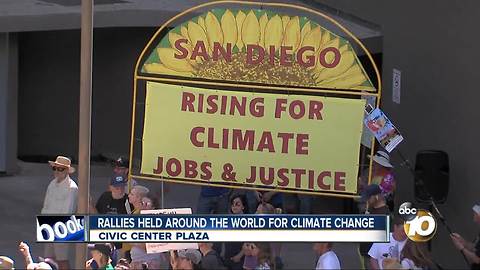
[41,155,78,270]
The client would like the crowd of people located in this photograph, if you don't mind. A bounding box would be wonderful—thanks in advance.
[1,151,479,270]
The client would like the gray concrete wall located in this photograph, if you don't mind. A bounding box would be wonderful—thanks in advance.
[0,33,18,174]
[18,27,156,159]
[318,0,479,268]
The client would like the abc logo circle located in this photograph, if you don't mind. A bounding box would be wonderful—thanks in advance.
[399,202,417,221]
[403,209,437,242]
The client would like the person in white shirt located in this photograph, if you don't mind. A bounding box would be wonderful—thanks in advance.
[368,216,407,270]
[313,243,341,269]
[41,156,78,270]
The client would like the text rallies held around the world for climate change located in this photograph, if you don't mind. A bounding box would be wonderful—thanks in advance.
[140,82,365,195]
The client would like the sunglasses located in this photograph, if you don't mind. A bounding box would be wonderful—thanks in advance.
[52,167,66,172]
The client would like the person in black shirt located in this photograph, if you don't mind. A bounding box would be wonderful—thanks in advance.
[359,184,391,269]
[224,194,249,270]
[96,174,132,214]
[199,243,226,270]
[451,203,480,269]
[95,174,133,263]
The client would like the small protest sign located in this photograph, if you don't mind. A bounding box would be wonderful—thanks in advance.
[141,208,198,253]
[364,108,403,152]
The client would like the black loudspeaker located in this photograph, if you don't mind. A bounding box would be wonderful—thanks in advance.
[414,150,449,203]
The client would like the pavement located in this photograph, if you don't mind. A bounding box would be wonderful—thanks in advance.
[0,161,362,269]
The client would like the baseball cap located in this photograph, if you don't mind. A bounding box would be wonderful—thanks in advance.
[113,157,129,168]
[177,249,202,265]
[88,243,112,258]
[0,256,14,270]
[110,175,128,187]
[361,184,382,202]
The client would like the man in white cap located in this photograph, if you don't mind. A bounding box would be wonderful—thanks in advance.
[451,203,480,269]
[41,155,78,270]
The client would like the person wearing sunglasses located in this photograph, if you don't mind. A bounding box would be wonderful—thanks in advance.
[41,156,78,270]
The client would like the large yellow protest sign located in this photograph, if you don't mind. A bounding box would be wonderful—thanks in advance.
[140,81,365,194]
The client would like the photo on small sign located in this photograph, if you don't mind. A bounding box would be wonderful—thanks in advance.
[364,108,403,152]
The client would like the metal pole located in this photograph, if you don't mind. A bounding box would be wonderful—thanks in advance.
[161,181,165,208]
[75,0,93,268]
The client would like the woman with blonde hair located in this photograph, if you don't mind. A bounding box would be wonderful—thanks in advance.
[400,240,436,269]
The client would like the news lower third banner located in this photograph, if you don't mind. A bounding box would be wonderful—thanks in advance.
[37,215,389,243]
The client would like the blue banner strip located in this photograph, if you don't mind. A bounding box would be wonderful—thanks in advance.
[89,215,388,230]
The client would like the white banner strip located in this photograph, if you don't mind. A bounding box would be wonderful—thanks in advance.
[89,229,388,242]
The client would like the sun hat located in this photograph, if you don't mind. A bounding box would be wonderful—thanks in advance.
[48,156,75,174]
[0,256,14,270]
[473,203,480,215]
[177,249,202,265]
[372,151,394,168]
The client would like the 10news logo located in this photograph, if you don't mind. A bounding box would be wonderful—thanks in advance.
[398,202,437,242]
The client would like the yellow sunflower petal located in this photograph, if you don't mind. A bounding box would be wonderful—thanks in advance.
[300,21,311,44]
[180,26,189,40]
[313,36,340,73]
[322,64,374,91]
[236,10,246,51]
[319,71,367,89]
[178,25,199,65]
[282,16,301,51]
[319,30,331,49]
[157,48,193,72]
[187,21,209,53]
[144,63,192,77]
[205,11,224,49]
[168,32,197,66]
[315,50,355,81]
[169,32,190,50]
[322,35,339,50]
[259,13,268,48]
[264,14,283,51]
[339,44,349,53]
[282,15,290,31]
[221,9,237,47]
[197,16,206,32]
[322,64,361,83]
[242,10,260,46]
[298,26,321,68]
[301,26,321,50]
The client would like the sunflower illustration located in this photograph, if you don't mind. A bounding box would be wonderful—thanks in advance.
[142,8,375,91]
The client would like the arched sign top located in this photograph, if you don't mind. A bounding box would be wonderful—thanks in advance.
[137,2,380,93]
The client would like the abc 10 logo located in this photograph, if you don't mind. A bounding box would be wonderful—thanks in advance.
[399,202,437,242]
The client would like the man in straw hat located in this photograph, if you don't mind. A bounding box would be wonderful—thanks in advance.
[41,156,78,270]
